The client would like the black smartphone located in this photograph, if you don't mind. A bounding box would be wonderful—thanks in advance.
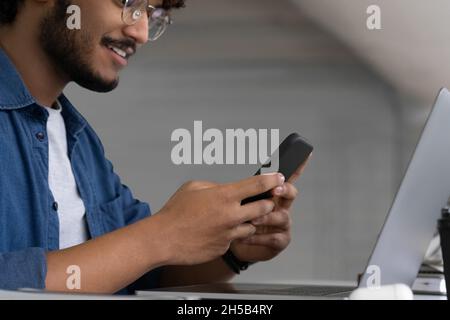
[241,133,313,205]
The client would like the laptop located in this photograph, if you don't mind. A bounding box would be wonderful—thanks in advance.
[137,88,450,299]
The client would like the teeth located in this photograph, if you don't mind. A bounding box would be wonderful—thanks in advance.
[108,45,127,58]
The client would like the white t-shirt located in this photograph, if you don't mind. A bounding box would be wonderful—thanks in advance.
[46,101,89,249]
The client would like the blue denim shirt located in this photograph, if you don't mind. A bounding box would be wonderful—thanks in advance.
[0,48,161,293]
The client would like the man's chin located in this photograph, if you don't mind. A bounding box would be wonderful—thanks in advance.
[74,75,119,93]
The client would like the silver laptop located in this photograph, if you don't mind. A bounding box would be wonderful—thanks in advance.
[138,88,450,299]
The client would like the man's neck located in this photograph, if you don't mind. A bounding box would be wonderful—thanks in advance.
[0,24,68,108]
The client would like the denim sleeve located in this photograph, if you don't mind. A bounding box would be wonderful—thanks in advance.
[120,182,152,225]
[0,248,47,290]
[88,123,152,225]
[108,164,163,294]
[88,125,158,293]
[107,158,152,225]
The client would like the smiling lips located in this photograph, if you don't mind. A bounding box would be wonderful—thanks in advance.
[105,44,135,66]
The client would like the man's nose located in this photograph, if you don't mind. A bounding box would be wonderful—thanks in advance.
[123,14,149,45]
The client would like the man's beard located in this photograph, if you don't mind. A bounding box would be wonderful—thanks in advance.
[39,1,119,93]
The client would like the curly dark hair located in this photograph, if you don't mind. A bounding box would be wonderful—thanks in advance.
[0,0,25,25]
[0,0,186,25]
[162,0,185,10]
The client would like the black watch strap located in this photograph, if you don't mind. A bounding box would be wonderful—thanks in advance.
[222,249,253,274]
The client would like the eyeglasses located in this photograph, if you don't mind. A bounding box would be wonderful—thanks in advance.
[120,0,173,41]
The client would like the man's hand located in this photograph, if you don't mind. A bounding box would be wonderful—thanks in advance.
[155,173,285,266]
[230,157,310,263]
[157,158,310,287]
[229,182,296,262]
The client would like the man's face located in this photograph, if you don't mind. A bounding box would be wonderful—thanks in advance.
[39,0,153,92]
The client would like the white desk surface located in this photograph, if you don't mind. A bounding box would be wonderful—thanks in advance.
[0,280,446,300]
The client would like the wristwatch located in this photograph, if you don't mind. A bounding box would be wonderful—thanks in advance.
[222,249,253,274]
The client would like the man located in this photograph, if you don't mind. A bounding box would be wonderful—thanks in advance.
[0,0,304,294]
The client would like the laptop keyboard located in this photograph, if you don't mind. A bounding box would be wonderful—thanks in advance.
[241,285,355,297]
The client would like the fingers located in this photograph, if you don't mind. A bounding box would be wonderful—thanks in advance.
[272,182,298,209]
[231,223,257,240]
[238,199,275,224]
[237,184,297,225]
[251,208,291,230]
[241,233,291,250]
[272,182,297,199]
[228,173,285,201]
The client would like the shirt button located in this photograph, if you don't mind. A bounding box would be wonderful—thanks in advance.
[52,202,58,211]
[36,132,45,141]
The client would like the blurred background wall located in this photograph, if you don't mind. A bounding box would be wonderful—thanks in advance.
[65,0,442,284]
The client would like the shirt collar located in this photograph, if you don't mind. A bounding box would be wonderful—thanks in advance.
[59,94,88,137]
[0,47,35,110]
[0,47,87,134]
